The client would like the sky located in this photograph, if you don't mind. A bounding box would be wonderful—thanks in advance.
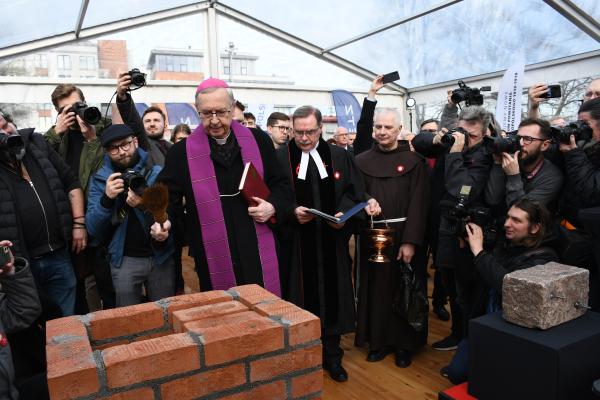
[2,0,599,88]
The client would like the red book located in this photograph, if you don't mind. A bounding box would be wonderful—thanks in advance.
[239,161,271,207]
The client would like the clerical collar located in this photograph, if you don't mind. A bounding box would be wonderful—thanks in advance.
[298,142,328,180]
[214,132,231,145]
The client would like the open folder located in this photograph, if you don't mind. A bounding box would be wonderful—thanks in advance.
[307,201,367,224]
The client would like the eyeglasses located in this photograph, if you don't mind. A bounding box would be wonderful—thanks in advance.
[272,125,292,132]
[373,124,396,131]
[519,135,547,145]
[198,109,231,119]
[420,128,437,133]
[107,139,134,155]
[293,128,320,137]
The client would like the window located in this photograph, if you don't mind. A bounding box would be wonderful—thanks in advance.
[240,59,248,75]
[223,58,230,75]
[33,54,47,68]
[57,55,71,70]
[79,56,95,70]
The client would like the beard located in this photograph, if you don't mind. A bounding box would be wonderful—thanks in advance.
[519,148,542,168]
[110,151,140,172]
[147,130,164,140]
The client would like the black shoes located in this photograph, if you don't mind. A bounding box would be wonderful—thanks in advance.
[324,362,348,382]
[432,335,459,351]
[366,347,393,362]
[394,350,412,368]
[433,305,451,321]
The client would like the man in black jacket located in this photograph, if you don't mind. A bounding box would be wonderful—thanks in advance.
[559,97,600,310]
[412,106,493,350]
[0,120,84,317]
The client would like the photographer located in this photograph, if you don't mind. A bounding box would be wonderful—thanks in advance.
[116,72,168,166]
[412,106,493,350]
[443,199,558,384]
[0,241,48,400]
[44,84,116,312]
[485,118,563,210]
[558,98,600,310]
[86,125,174,307]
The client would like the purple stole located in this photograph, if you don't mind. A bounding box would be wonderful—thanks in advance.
[186,121,281,296]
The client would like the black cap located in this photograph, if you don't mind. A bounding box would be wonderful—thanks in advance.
[100,124,135,147]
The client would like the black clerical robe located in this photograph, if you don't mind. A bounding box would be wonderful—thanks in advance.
[276,138,366,335]
[157,129,293,291]
[354,145,430,351]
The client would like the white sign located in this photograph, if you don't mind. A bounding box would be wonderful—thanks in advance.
[246,103,275,129]
[495,62,525,132]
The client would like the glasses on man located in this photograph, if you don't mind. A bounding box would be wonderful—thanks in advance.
[107,139,134,155]
[198,109,231,119]
[293,128,320,137]
[420,128,437,133]
[272,125,292,132]
[519,135,546,145]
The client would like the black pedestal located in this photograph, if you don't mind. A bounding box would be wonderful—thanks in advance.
[469,311,600,400]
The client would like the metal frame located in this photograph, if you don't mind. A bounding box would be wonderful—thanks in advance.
[74,0,90,38]
[543,0,600,42]
[212,2,406,93]
[0,2,211,60]
[323,0,462,53]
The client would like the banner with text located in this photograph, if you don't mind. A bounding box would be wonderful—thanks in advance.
[247,103,275,129]
[495,62,525,132]
[331,90,362,132]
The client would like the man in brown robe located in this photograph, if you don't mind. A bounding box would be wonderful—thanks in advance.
[354,107,430,368]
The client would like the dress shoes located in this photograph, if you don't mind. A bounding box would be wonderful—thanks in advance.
[394,350,412,368]
[323,361,348,382]
[366,347,393,362]
[433,305,451,321]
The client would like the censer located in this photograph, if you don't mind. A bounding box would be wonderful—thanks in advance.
[366,215,395,263]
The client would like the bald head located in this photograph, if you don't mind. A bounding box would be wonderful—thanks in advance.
[334,126,349,147]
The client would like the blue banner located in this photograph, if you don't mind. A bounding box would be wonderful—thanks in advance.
[165,103,200,126]
[134,103,148,116]
[331,90,361,132]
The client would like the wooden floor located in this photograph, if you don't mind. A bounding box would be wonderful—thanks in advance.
[181,251,455,400]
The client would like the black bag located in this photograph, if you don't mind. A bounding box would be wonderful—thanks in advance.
[391,262,429,332]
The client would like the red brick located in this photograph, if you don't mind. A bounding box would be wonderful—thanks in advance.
[172,301,248,333]
[46,316,88,344]
[231,284,279,306]
[99,387,155,400]
[165,290,232,324]
[282,311,321,346]
[90,302,165,341]
[47,338,99,400]
[219,381,286,400]
[103,333,199,388]
[160,363,245,400]
[93,339,129,351]
[131,331,169,342]
[253,301,321,346]
[291,370,323,398]
[250,345,322,382]
[186,311,284,366]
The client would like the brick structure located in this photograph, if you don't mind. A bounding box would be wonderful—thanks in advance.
[46,285,322,400]
[97,40,128,79]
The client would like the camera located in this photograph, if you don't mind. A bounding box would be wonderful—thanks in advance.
[71,102,101,125]
[0,246,10,267]
[128,68,147,88]
[550,120,593,144]
[440,127,467,147]
[120,169,147,197]
[451,80,491,106]
[0,131,24,155]
[441,186,498,244]
[483,132,520,155]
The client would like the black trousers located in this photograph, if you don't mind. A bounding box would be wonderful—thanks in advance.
[322,334,343,366]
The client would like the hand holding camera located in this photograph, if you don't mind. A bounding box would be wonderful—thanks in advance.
[117,69,147,101]
[106,172,125,199]
[0,241,15,275]
[55,104,76,135]
[465,223,484,257]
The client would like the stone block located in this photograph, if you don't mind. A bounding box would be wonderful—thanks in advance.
[502,262,589,329]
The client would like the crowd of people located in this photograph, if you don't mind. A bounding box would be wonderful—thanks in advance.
[0,71,599,398]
